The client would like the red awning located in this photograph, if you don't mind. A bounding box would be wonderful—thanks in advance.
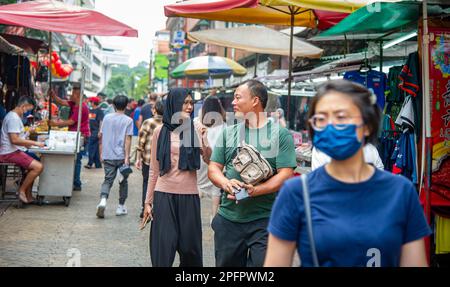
[164,0,258,16]
[314,10,349,30]
[0,0,138,37]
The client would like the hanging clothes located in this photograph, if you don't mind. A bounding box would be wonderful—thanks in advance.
[378,114,397,172]
[391,130,417,183]
[385,66,406,121]
[343,69,388,110]
[387,66,406,103]
[399,51,422,138]
[395,96,415,131]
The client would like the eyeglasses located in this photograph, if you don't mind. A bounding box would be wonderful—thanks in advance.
[308,114,363,131]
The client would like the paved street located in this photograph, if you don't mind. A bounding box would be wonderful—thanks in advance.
[0,160,215,267]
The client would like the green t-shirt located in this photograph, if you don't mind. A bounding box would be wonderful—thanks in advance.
[211,120,297,223]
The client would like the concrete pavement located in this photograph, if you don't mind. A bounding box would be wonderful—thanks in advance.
[0,160,215,267]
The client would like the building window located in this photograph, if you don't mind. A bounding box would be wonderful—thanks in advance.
[92,73,101,83]
[93,56,101,66]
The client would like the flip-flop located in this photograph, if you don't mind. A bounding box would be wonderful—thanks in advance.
[18,193,30,204]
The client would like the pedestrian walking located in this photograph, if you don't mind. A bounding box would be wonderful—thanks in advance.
[130,99,144,165]
[142,88,202,267]
[194,95,226,220]
[96,95,134,219]
[135,100,163,218]
[98,92,115,115]
[85,97,104,169]
[264,80,431,267]
[208,80,297,267]
[138,93,158,126]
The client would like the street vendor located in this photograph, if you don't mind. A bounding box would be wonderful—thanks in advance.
[48,83,91,191]
[0,96,45,204]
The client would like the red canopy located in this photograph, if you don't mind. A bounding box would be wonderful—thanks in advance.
[0,0,138,37]
[314,10,348,30]
[165,0,258,16]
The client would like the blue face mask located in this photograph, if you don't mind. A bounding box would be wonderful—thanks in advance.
[313,124,363,161]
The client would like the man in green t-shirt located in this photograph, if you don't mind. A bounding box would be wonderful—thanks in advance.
[208,80,296,267]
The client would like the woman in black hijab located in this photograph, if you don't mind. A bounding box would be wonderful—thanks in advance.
[142,88,203,267]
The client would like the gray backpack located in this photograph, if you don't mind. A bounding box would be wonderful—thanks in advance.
[232,141,273,186]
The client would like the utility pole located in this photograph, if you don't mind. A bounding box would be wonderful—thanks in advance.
[148,49,153,90]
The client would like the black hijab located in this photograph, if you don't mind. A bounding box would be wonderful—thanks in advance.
[156,88,200,176]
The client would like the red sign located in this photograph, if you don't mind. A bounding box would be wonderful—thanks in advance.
[429,27,450,184]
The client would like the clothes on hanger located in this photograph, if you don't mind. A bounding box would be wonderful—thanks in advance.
[386,66,406,104]
[343,69,387,109]
[399,51,422,139]
[399,52,421,98]
[391,130,417,183]
[395,96,415,131]
[378,114,398,172]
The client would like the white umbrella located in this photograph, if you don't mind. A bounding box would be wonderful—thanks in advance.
[188,26,323,58]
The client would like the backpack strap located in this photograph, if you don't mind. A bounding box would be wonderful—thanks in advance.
[301,174,319,267]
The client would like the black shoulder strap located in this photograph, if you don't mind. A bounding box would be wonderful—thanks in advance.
[301,174,319,267]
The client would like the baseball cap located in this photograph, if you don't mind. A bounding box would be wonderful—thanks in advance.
[89,97,100,104]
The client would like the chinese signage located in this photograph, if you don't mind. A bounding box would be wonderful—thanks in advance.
[429,27,450,175]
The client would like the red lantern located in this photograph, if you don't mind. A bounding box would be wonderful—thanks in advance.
[52,51,59,61]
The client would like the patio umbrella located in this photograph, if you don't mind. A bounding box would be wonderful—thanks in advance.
[164,0,386,125]
[188,26,323,58]
[171,55,247,80]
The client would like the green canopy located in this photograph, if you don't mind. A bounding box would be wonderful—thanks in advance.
[318,1,449,37]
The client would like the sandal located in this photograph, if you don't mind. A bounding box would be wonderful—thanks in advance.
[18,192,30,204]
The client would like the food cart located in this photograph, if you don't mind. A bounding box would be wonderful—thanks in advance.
[29,130,79,206]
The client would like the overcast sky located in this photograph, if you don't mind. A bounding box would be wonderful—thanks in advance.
[95,0,176,67]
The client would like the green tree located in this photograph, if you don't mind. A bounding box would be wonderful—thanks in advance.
[104,63,149,99]
[134,72,150,99]
[103,74,130,98]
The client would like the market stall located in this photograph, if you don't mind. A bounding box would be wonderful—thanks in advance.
[0,0,138,206]
[29,131,78,206]
[312,0,450,265]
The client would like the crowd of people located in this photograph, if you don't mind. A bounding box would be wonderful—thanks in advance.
[0,79,431,267]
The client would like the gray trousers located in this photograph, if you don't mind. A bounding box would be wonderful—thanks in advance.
[100,159,128,205]
[211,214,269,267]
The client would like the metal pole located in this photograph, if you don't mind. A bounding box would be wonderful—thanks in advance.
[287,8,294,129]
[48,32,53,134]
[421,0,432,264]
[379,41,383,73]
[254,53,259,78]
[223,22,229,87]
[76,66,86,154]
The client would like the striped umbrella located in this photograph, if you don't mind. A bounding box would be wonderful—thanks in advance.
[171,55,247,79]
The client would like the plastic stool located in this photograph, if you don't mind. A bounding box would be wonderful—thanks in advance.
[0,162,24,208]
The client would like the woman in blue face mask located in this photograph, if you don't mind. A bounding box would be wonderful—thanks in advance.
[265,80,431,267]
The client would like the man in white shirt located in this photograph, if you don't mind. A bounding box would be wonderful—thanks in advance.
[311,143,384,170]
[0,96,44,204]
